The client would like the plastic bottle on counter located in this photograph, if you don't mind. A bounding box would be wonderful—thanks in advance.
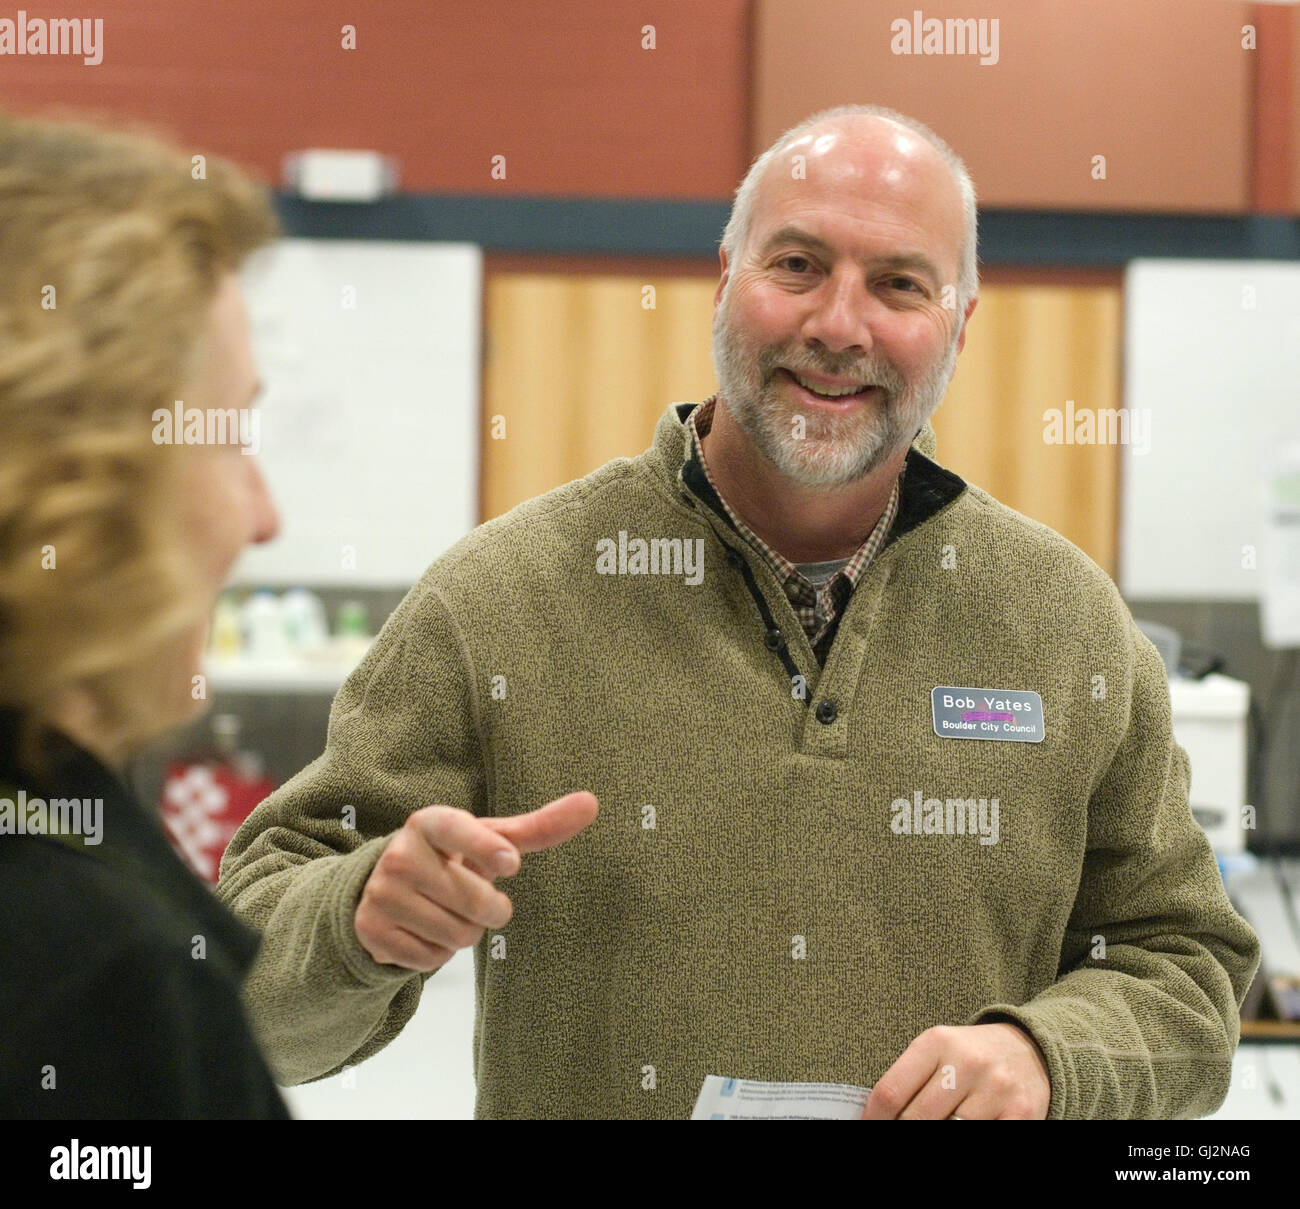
[241,589,288,660]
[210,592,243,658]
[335,599,373,662]
[282,587,330,651]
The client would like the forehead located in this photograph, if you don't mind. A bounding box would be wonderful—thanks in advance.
[186,271,258,404]
[208,273,254,361]
[749,121,964,272]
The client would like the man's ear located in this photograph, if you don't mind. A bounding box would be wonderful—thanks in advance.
[714,247,729,308]
[955,292,978,355]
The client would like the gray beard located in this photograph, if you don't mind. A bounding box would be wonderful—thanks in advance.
[710,293,957,489]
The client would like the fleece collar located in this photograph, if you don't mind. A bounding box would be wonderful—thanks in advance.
[649,401,966,549]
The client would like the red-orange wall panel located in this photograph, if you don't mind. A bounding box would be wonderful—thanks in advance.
[753,0,1255,213]
[1282,5,1300,213]
[0,0,752,199]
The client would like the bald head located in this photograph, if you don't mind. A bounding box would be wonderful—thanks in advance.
[721,105,977,312]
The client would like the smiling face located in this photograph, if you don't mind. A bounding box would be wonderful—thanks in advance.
[711,118,973,488]
[42,270,282,760]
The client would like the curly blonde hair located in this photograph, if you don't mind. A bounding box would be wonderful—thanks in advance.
[0,109,279,766]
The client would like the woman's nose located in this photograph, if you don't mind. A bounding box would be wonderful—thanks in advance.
[246,459,281,545]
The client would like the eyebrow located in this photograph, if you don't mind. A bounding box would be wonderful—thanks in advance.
[757,225,943,283]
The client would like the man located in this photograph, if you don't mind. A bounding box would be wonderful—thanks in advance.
[218,104,1259,1120]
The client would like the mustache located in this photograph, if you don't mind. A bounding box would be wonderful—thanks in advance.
[758,350,906,395]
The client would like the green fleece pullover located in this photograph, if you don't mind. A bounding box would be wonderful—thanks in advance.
[217,402,1260,1120]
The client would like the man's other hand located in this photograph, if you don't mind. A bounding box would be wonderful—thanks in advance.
[861,1022,1051,1119]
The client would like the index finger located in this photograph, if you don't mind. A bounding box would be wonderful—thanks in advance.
[481,791,599,855]
[411,805,521,878]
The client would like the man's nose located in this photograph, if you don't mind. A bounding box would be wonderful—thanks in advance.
[803,270,874,355]
[246,459,281,545]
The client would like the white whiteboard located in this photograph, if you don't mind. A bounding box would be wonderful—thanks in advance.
[1120,259,1300,600]
[231,239,481,587]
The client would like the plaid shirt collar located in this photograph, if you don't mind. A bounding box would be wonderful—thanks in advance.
[684,395,902,648]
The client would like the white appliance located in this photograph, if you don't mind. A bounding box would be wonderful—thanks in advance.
[1169,673,1250,854]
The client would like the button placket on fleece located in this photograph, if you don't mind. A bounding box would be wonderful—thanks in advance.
[671,459,908,759]
[796,557,895,759]
[691,483,899,763]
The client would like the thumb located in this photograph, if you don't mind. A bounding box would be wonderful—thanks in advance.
[481,791,599,855]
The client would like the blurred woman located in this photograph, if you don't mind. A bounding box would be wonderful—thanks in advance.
[0,111,288,1118]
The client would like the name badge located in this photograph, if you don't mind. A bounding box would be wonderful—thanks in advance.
[931,686,1045,743]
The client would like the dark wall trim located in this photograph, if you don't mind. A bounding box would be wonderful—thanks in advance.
[273,195,729,259]
[274,194,1300,264]
[977,211,1300,266]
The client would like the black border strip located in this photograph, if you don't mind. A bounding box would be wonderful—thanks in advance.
[273,194,1300,262]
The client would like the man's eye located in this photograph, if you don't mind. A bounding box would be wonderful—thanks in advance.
[778,255,813,273]
[887,276,921,292]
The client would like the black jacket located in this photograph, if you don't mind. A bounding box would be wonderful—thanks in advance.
[0,708,289,1119]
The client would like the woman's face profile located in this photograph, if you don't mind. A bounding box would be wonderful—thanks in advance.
[171,272,281,707]
[181,271,281,590]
